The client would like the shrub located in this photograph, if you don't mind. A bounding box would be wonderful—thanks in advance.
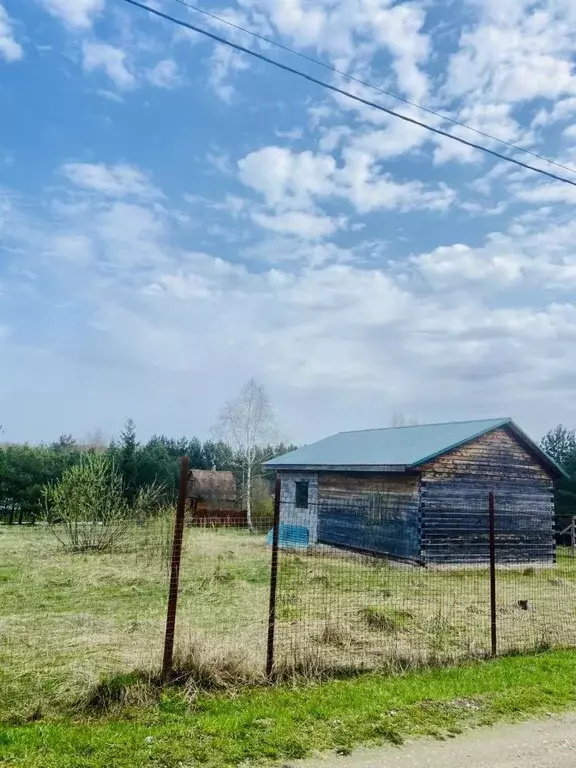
[43,454,161,552]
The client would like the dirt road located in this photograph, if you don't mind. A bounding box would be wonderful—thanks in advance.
[298,715,576,768]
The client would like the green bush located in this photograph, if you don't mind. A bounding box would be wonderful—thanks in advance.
[42,454,162,552]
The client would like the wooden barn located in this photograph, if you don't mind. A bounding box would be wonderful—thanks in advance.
[264,418,567,566]
[187,469,245,526]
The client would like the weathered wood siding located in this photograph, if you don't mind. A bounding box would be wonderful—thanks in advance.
[317,473,421,560]
[420,427,555,565]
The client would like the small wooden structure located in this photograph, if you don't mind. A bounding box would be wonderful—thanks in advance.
[265,418,567,566]
[559,516,576,549]
[187,469,246,526]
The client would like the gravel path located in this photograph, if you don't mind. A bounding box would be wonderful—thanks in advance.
[297,715,576,768]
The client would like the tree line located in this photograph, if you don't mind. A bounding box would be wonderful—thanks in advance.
[3,408,575,530]
[540,424,576,529]
[0,420,295,524]
[0,379,293,525]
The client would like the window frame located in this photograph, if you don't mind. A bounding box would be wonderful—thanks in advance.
[294,480,309,509]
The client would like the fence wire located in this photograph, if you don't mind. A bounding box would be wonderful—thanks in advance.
[1,485,576,720]
[272,490,576,673]
[0,509,274,720]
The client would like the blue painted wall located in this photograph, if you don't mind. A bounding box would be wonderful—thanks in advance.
[316,473,421,560]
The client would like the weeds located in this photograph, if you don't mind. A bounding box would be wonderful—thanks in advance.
[319,620,355,647]
[360,606,413,632]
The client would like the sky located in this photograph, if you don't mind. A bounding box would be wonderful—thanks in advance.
[1,0,576,446]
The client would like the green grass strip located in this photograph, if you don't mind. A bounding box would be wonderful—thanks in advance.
[2,650,576,767]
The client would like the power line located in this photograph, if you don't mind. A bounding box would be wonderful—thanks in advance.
[121,0,576,189]
[166,0,576,179]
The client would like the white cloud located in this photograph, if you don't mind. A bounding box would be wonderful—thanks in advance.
[40,0,104,29]
[445,2,576,105]
[412,216,576,290]
[5,170,576,443]
[146,59,182,89]
[515,181,576,205]
[247,0,430,101]
[531,96,576,128]
[434,102,526,165]
[0,3,23,62]
[206,151,233,175]
[61,163,161,199]
[45,233,95,265]
[251,210,343,239]
[433,133,478,165]
[238,145,455,219]
[275,127,305,141]
[415,243,526,288]
[367,1,430,101]
[345,116,430,162]
[94,88,124,103]
[334,149,455,213]
[551,96,576,122]
[208,46,249,102]
[239,147,335,209]
[82,41,135,90]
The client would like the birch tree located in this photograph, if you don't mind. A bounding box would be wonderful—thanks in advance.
[214,379,277,530]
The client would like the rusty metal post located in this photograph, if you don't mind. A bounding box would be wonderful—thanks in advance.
[162,455,189,682]
[266,474,282,679]
[488,490,497,657]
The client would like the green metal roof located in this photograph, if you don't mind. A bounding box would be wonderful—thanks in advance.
[265,418,567,478]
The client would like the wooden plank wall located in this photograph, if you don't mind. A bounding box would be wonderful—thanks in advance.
[317,473,421,559]
[420,427,555,565]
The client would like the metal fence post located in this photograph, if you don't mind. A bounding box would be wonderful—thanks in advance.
[488,490,497,657]
[162,455,189,682]
[266,474,282,678]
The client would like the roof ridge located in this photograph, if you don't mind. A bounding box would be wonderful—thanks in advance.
[336,417,511,436]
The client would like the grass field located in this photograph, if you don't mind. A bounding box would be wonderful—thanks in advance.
[2,523,576,723]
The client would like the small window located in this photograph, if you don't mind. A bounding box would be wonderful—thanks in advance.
[295,481,309,509]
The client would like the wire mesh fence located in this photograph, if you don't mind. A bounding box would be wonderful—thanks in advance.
[0,509,274,718]
[270,488,576,673]
[1,471,576,719]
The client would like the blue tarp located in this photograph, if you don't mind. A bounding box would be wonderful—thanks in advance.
[266,524,309,549]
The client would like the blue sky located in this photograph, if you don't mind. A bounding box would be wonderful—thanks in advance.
[2,0,576,445]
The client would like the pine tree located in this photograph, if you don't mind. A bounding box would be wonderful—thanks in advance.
[119,417,138,507]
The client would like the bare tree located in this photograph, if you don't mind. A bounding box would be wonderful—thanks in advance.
[83,428,107,452]
[390,411,421,428]
[214,379,277,531]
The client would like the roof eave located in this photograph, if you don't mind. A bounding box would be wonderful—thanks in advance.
[263,463,409,472]
[505,422,569,480]
[407,418,568,480]
[409,418,512,468]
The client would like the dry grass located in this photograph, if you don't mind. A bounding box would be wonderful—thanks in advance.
[0,522,270,718]
[273,547,576,672]
[2,523,576,719]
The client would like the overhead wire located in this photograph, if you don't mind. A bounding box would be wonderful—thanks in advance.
[166,0,576,178]
[120,0,576,189]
